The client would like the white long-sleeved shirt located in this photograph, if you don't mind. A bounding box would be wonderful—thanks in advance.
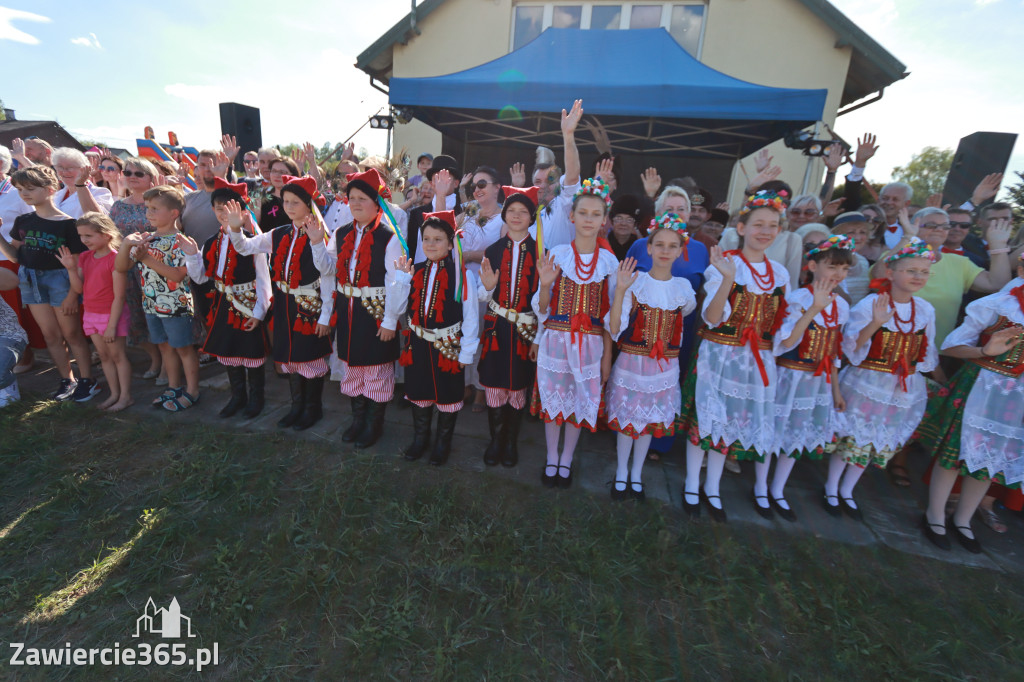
[310,221,405,331]
[394,263,480,365]
[185,230,272,320]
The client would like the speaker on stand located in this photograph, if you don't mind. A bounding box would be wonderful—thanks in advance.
[219,102,263,174]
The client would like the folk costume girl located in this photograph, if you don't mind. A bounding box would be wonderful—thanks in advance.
[229,175,333,431]
[475,185,541,468]
[827,237,938,519]
[393,211,480,466]
[606,214,696,501]
[532,178,619,489]
[917,256,1024,554]
[309,168,405,450]
[677,189,791,522]
[179,178,272,419]
[769,235,854,521]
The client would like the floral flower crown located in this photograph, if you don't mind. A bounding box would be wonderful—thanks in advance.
[574,177,612,208]
[884,236,936,265]
[806,234,855,257]
[739,189,788,217]
[649,212,690,260]
[651,212,690,241]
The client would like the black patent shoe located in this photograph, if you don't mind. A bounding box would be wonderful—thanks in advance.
[629,483,646,503]
[556,465,572,489]
[700,488,727,523]
[542,464,558,488]
[610,480,628,501]
[822,492,842,517]
[839,495,863,522]
[948,517,982,554]
[751,489,773,520]
[920,514,951,550]
[769,493,797,522]
[682,490,701,518]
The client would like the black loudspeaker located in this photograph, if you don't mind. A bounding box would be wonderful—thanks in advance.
[219,102,262,173]
[942,132,1017,205]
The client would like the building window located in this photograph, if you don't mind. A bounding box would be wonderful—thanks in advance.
[511,2,706,57]
[552,5,583,28]
[513,5,544,50]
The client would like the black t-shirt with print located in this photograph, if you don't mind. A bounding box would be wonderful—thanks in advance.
[12,212,84,270]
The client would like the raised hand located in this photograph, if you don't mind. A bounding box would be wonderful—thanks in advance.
[11,138,26,160]
[585,118,612,155]
[433,168,454,197]
[212,151,231,179]
[478,256,498,291]
[303,213,325,244]
[76,164,92,186]
[561,99,584,136]
[56,245,76,270]
[509,162,526,187]
[174,233,200,255]
[716,202,730,212]
[537,251,561,287]
[748,165,781,192]
[640,167,661,198]
[394,254,415,275]
[925,192,943,208]
[302,142,318,167]
[594,157,615,183]
[986,217,1013,249]
[872,292,894,325]
[898,206,917,238]
[220,134,239,162]
[341,142,356,162]
[983,325,1024,358]
[971,173,1003,206]
[854,133,879,168]
[709,245,736,279]
[824,143,845,173]
[811,278,837,311]
[754,148,774,173]
[823,197,845,218]
[224,200,246,231]
[616,257,638,290]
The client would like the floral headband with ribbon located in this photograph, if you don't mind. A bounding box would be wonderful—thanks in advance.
[806,234,855,256]
[574,177,612,208]
[739,189,788,217]
[883,236,936,265]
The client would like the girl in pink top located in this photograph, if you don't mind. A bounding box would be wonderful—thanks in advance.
[57,212,133,410]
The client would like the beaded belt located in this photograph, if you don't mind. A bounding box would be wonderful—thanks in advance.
[214,279,257,319]
[408,321,461,361]
[488,300,538,343]
[275,281,320,297]
[338,283,387,320]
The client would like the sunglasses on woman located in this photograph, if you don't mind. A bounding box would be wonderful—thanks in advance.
[99,165,119,172]
[472,180,493,190]
[123,170,149,178]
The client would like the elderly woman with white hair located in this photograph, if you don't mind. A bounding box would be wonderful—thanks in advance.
[787,194,823,232]
[0,144,42,372]
[50,147,114,218]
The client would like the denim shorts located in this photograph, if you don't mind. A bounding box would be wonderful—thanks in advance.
[19,267,71,307]
[145,313,195,348]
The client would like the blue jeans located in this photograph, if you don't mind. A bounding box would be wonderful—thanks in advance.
[0,335,26,390]
[18,267,71,306]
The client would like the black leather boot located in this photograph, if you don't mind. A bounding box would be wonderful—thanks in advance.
[294,376,324,431]
[242,364,265,418]
[343,395,368,442]
[219,366,247,418]
[502,404,523,468]
[429,410,459,466]
[404,404,433,461]
[355,399,387,449]
[483,406,505,466]
[277,374,305,428]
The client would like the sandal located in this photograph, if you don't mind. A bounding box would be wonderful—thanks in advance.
[976,507,1008,534]
[163,390,199,412]
[152,387,179,407]
[886,463,911,488]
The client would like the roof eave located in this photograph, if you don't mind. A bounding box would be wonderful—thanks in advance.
[355,0,450,84]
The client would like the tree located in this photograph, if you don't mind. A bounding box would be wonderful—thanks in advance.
[891,146,954,201]
[1005,170,1024,222]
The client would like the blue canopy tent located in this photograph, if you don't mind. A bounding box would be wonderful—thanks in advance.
[389,28,828,160]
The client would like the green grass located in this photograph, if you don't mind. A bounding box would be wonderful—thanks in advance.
[1,401,1022,680]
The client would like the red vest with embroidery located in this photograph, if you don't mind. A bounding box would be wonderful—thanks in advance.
[544,276,609,336]
[973,315,1024,377]
[619,303,684,360]
[700,284,786,350]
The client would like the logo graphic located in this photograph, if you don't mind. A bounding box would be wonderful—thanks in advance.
[133,598,196,638]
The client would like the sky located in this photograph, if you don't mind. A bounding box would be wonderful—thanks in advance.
[1,0,1021,191]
